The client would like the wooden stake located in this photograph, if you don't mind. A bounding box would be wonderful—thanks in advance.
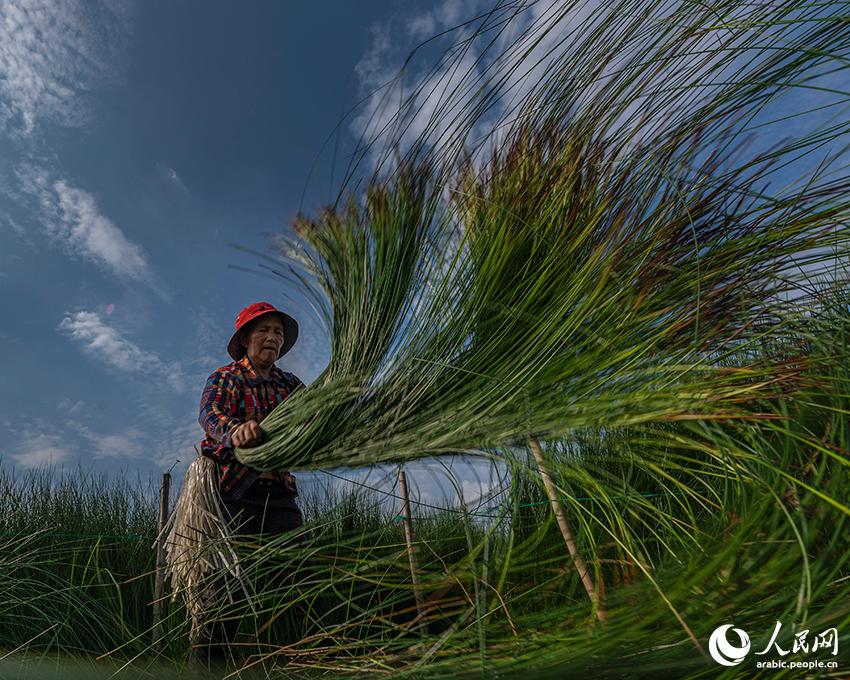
[152,471,171,649]
[529,436,607,624]
[398,467,427,632]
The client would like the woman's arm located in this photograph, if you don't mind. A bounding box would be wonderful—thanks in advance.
[198,370,243,461]
[199,370,266,456]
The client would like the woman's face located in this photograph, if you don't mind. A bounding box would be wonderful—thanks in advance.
[242,315,285,364]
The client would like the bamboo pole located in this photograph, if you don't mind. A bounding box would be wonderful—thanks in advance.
[529,436,607,624]
[398,467,427,632]
[152,471,171,649]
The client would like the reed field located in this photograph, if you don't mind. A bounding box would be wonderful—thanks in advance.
[1,298,848,678]
[0,334,848,680]
[4,0,850,676]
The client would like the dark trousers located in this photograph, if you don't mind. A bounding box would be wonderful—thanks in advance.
[222,490,303,536]
[189,486,303,665]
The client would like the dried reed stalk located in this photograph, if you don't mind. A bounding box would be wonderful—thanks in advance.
[153,455,253,637]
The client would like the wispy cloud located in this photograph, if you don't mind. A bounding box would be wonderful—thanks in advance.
[350,0,753,170]
[277,314,329,385]
[58,310,188,392]
[156,163,189,194]
[2,214,25,236]
[187,306,228,368]
[407,0,465,41]
[10,431,74,469]
[57,397,85,415]
[300,456,507,522]
[16,164,168,296]
[0,0,133,136]
[5,406,203,474]
[150,419,204,471]
[178,306,234,399]
[64,419,147,459]
[1,213,35,249]
[350,0,488,166]
[101,399,206,473]
[350,0,612,170]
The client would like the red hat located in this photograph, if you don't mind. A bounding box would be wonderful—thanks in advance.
[227,301,299,361]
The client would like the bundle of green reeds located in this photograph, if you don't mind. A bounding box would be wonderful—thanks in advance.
[5,0,850,677]
[236,0,850,476]
[219,0,850,675]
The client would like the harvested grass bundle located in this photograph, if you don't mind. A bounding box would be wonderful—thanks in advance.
[155,455,252,639]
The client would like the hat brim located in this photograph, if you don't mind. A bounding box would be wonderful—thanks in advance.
[227,311,299,361]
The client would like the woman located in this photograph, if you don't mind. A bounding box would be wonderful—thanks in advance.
[192,300,306,664]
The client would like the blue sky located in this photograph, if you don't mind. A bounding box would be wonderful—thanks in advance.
[0,1,463,491]
[1,0,846,510]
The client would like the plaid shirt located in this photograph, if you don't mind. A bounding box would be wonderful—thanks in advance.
[199,355,305,501]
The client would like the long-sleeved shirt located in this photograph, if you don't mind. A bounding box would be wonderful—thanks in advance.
[198,354,305,501]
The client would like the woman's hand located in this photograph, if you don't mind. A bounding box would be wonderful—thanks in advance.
[231,419,264,448]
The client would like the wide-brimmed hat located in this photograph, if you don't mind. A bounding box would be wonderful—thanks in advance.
[227,301,299,361]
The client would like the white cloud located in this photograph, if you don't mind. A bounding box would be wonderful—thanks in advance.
[53,179,151,279]
[276,312,329,385]
[350,1,600,171]
[57,397,85,414]
[0,0,133,136]
[327,456,509,514]
[151,419,203,471]
[58,309,188,392]
[349,0,787,173]
[460,478,487,505]
[4,411,202,477]
[2,215,26,236]
[350,0,614,170]
[351,9,486,171]
[16,164,167,295]
[64,419,146,459]
[189,306,227,368]
[10,431,74,469]
[179,306,235,399]
[1,213,36,249]
[405,0,468,42]
[92,431,143,459]
[156,163,189,193]
[408,13,437,42]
